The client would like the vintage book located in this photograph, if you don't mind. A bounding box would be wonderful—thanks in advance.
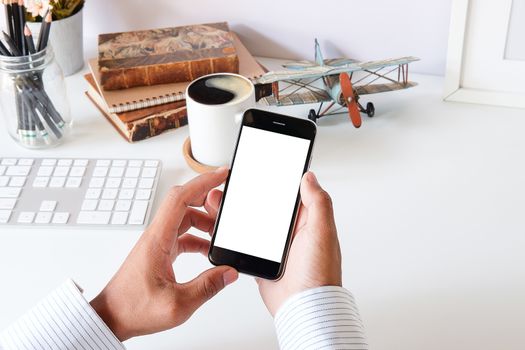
[89,32,271,114]
[98,22,239,90]
[84,74,187,142]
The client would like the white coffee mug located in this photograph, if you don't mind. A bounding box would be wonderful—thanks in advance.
[186,73,256,167]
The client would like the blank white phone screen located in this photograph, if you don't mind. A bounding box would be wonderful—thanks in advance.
[214,126,310,262]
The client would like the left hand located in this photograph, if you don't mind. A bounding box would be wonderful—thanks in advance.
[90,168,239,341]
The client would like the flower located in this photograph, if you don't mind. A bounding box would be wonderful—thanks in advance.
[24,0,52,18]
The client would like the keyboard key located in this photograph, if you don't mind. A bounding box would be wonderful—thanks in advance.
[139,178,154,189]
[57,159,73,166]
[0,210,11,223]
[109,167,125,177]
[0,165,5,175]
[6,166,31,176]
[35,212,52,224]
[0,176,9,187]
[52,212,70,224]
[9,177,26,187]
[144,160,159,167]
[125,167,140,178]
[119,189,135,199]
[98,200,115,211]
[112,160,127,167]
[135,189,151,200]
[40,200,57,212]
[41,159,57,166]
[102,189,118,199]
[89,177,105,188]
[115,200,131,211]
[93,167,108,177]
[96,160,111,167]
[17,211,35,223]
[141,168,157,178]
[1,158,17,165]
[0,187,21,198]
[77,211,111,225]
[129,200,149,225]
[53,167,70,177]
[122,178,138,188]
[37,166,54,176]
[81,199,98,211]
[0,199,16,210]
[69,167,86,177]
[111,212,128,225]
[18,159,34,166]
[128,160,143,167]
[105,178,121,188]
[74,159,89,166]
[66,177,82,188]
[85,188,102,199]
[49,177,66,188]
[32,177,49,188]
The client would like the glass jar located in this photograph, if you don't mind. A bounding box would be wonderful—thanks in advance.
[0,47,72,149]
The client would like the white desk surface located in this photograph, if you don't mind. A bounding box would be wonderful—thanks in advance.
[1,58,525,350]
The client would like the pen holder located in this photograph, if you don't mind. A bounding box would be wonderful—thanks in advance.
[0,47,72,149]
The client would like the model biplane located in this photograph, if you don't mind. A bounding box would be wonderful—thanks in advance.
[255,40,419,128]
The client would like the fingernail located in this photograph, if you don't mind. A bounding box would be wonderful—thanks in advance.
[215,166,229,173]
[307,171,318,184]
[223,268,238,286]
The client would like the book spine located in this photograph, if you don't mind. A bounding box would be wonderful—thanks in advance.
[100,55,239,91]
[129,107,188,142]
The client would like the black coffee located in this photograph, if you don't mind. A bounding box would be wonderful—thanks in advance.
[188,75,252,105]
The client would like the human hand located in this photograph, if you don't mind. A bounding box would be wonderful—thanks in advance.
[205,171,342,316]
[90,168,239,341]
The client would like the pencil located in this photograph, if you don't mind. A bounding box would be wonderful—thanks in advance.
[10,0,21,53]
[3,0,15,40]
[2,31,20,55]
[0,39,11,55]
[37,10,51,52]
[24,25,35,54]
[17,0,26,55]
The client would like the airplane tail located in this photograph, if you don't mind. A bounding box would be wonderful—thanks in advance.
[314,39,324,66]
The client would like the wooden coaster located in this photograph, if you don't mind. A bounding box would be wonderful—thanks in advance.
[182,137,219,173]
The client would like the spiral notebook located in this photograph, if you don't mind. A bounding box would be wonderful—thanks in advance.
[87,32,267,114]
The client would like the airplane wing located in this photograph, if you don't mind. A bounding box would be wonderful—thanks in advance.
[254,56,420,85]
[259,90,332,106]
[355,81,418,95]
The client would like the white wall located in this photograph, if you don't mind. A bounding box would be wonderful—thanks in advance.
[82,0,453,76]
[1,0,453,75]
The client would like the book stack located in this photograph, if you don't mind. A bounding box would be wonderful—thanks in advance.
[84,23,270,142]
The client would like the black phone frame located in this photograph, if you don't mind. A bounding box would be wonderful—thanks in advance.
[208,108,317,280]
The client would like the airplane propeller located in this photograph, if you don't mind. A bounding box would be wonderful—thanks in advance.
[339,72,362,128]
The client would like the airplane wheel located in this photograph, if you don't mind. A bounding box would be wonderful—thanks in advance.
[308,109,318,123]
[366,102,375,118]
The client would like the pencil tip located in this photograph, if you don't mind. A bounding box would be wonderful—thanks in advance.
[18,0,22,6]
[45,11,52,22]
[24,25,31,36]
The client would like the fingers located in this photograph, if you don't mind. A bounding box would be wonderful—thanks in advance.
[299,172,337,234]
[178,208,215,235]
[149,168,229,243]
[177,234,210,257]
[204,189,223,220]
[180,266,238,312]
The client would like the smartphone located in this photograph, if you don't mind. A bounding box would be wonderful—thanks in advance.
[208,108,316,280]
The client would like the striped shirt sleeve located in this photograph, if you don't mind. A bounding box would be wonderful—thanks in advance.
[0,279,125,350]
[274,286,368,350]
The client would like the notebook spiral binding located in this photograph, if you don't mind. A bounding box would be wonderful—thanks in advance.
[111,91,186,114]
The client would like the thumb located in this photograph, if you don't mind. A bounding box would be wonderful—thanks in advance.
[300,172,336,232]
[182,266,238,311]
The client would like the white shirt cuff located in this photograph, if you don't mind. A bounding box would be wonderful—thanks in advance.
[0,279,125,350]
[274,286,368,350]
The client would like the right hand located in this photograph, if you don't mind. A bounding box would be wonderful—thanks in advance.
[206,171,342,316]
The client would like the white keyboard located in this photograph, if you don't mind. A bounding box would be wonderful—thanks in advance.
[0,157,161,227]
